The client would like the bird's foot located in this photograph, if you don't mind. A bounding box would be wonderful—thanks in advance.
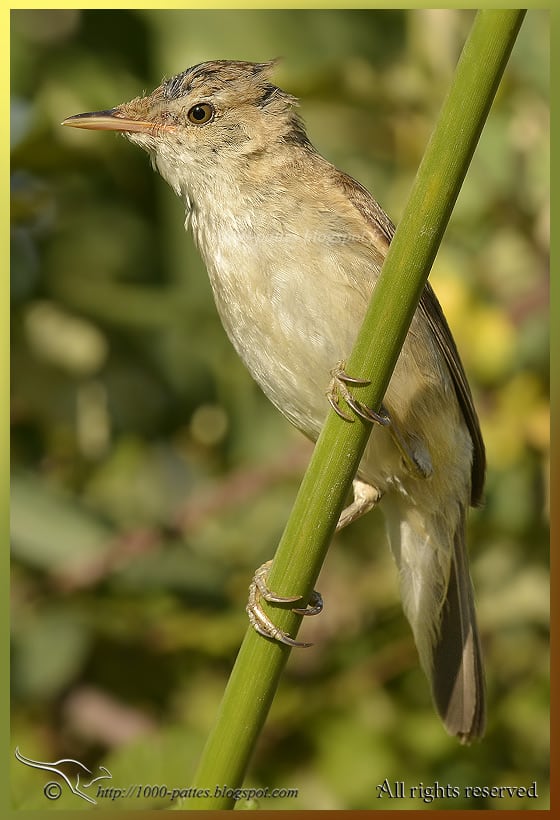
[327,363,431,480]
[327,363,390,425]
[337,479,383,531]
[246,560,323,648]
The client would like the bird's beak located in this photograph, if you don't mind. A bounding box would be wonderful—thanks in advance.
[61,108,159,134]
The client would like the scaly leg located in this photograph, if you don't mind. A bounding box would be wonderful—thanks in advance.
[328,363,432,479]
[246,362,432,648]
[327,363,389,425]
[337,479,383,531]
[246,480,382,647]
[246,560,323,648]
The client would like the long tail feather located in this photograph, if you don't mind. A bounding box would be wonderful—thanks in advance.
[383,497,485,741]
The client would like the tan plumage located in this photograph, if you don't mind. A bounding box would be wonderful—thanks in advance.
[63,59,486,741]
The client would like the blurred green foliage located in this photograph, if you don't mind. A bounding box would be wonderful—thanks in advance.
[10,9,549,811]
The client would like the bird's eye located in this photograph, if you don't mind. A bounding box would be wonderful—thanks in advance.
[187,103,214,125]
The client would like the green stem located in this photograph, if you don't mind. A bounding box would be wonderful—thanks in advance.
[189,9,525,810]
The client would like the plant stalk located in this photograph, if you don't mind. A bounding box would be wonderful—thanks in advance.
[188,9,526,810]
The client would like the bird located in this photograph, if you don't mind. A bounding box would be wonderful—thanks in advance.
[62,59,486,742]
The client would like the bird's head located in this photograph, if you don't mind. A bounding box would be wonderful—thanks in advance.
[62,60,309,198]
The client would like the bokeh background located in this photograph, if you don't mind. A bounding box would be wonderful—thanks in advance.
[10,8,549,811]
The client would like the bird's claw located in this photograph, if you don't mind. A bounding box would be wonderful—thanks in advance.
[327,364,431,479]
[327,364,390,425]
[246,560,323,648]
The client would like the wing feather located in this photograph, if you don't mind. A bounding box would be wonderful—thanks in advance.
[335,168,486,505]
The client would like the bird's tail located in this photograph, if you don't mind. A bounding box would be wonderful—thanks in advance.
[383,497,486,742]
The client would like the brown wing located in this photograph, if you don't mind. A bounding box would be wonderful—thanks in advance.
[336,169,486,506]
[418,283,486,505]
